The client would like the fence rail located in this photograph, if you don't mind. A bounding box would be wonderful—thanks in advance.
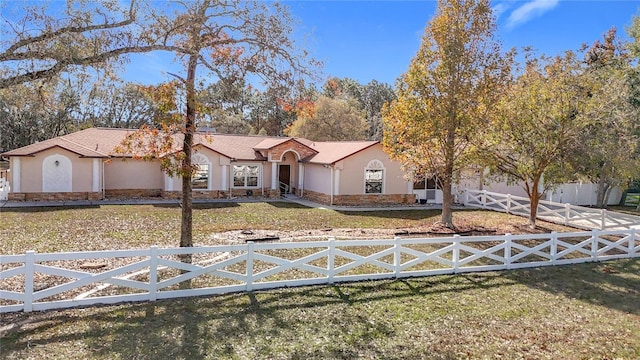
[463,189,640,231]
[2,229,639,313]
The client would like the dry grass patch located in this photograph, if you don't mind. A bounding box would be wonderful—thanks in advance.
[1,203,575,254]
[1,259,638,359]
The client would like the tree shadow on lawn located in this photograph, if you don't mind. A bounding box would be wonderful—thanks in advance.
[2,273,507,359]
[504,258,640,315]
[3,261,638,359]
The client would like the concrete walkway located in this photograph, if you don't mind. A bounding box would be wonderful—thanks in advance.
[0,195,445,212]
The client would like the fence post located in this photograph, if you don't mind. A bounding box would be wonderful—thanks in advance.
[591,229,599,260]
[394,236,402,278]
[246,241,254,291]
[463,189,469,206]
[504,233,512,269]
[550,231,557,265]
[564,204,570,226]
[328,237,335,284]
[629,230,636,257]
[506,194,511,214]
[481,190,487,209]
[149,246,158,301]
[24,250,35,312]
[453,235,460,273]
[601,209,607,230]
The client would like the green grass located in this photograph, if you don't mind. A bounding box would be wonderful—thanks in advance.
[2,259,639,359]
[0,202,575,254]
[1,202,639,359]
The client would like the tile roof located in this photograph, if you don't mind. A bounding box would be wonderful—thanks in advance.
[301,140,380,165]
[2,128,379,164]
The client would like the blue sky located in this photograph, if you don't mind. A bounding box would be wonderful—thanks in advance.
[125,0,640,87]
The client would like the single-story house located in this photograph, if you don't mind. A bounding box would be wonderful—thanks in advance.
[0,127,425,206]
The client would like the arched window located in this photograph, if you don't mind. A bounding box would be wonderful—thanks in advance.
[192,153,211,190]
[365,160,384,194]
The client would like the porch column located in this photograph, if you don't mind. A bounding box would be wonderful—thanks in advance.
[12,157,20,193]
[298,163,304,192]
[221,165,228,190]
[271,162,277,190]
[334,168,340,195]
[92,159,100,192]
[164,173,174,191]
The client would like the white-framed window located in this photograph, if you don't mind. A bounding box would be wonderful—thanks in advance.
[192,153,211,190]
[365,160,384,194]
[233,164,260,188]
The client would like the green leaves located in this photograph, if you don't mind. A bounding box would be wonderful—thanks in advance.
[382,0,512,227]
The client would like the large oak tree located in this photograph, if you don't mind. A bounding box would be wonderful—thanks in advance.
[0,0,165,89]
[116,0,317,249]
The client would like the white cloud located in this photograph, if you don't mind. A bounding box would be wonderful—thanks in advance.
[492,1,513,20]
[505,0,560,29]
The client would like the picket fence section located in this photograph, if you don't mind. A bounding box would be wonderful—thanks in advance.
[463,189,640,231]
[2,229,639,313]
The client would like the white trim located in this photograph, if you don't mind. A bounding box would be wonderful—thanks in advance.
[12,157,20,193]
[164,173,174,192]
[334,168,341,195]
[364,159,385,194]
[92,159,100,192]
[192,153,211,190]
[271,162,277,190]
[298,163,304,195]
[221,165,228,190]
[232,163,262,189]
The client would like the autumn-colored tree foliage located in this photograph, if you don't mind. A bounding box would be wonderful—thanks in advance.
[116,0,316,249]
[285,95,368,141]
[382,0,512,229]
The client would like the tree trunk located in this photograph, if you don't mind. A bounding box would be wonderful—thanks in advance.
[180,54,198,250]
[596,173,608,208]
[528,178,543,229]
[441,175,454,229]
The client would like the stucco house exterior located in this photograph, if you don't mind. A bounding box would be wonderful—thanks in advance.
[0,128,418,206]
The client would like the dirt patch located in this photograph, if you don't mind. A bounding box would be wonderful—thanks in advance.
[207,221,545,244]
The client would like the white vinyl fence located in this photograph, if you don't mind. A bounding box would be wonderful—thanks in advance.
[0,178,8,201]
[2,230,639,313]
[463,189,640,231]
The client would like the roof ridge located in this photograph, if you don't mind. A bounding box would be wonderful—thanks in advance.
[59,136,109,157]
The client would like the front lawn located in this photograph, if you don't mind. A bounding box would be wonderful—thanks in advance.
[1,202,638,359]
[2,259,639,359]
[0,202,577,254]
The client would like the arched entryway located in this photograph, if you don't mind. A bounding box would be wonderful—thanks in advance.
[42,154,72,192]
[278,150,300,194]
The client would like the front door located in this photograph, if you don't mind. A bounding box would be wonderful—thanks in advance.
[278,165,290,193]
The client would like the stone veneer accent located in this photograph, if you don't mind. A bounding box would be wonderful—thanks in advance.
[302,189,413,206]
[268,140,317,161]
[8,192,102,201]
[105,189,162,199]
